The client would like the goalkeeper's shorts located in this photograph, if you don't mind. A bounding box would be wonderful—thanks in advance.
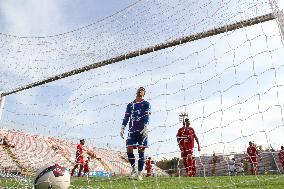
[126,132,148,149]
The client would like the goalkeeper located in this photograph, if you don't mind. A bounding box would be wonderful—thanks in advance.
[120,87,151,181]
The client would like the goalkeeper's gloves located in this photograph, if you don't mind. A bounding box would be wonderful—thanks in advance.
[120,125,126,139]
[140,126,148,138]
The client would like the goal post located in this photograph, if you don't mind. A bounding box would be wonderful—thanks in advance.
[0,92,5,121]
[270,0,284,42]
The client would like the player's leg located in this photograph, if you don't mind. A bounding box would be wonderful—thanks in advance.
[148,169,151,177]
[78,162,84,177]
[192,166,196,176]
[127,147,135,167]
[281,162,284,171]
[83,168,87,177]
[71,163,79,176]
[146,167,150,177]
[126,134,136,166]
[192,160,196,176]
[253,164,256,175]
[250,157,257,175]
[127,134,137,178]
[85,169,89,177]
[127,146,136,176]
[137,134,148,180]
[187,149,193,177]
[138,148,145,178]
[181,151,188,175]
[147,167,152,177]
[250,162,255,175]
[253,162,258,175]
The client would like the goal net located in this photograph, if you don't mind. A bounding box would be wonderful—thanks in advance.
[0,0,284,188]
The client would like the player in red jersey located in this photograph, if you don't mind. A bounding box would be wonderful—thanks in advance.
[176,118,200,177]
[145,157,152,177]
[246,141,260,175]
[71,139,88,177]
[83,157,91,177]
[278,146,284,171]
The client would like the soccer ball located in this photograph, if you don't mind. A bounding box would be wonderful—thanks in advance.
[34,164,70,189]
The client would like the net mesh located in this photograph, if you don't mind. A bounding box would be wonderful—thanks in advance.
[0,0,284,188]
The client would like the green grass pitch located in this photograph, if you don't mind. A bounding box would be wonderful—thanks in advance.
[1,175,284,188]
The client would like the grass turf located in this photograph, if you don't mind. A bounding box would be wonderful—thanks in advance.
[1,175,284,188]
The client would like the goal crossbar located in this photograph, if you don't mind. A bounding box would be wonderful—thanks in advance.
[2,13,276,97]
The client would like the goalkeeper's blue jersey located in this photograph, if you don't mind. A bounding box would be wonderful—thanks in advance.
[122,100,151,133]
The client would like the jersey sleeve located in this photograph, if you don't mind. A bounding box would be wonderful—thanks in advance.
[143,102,151,125]
[191,128,195,136]
[122,103,131,126]
[255,147,258,155]
[176,128,181,143]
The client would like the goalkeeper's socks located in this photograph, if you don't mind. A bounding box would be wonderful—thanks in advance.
[127,153,135,167]
[130,167,136,179]
[138,152,145,171]
[138,171,143,181]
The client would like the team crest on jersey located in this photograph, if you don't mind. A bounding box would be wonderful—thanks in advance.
[53,164,65,177]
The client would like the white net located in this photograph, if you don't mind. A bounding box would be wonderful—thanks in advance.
[1,0,284,188]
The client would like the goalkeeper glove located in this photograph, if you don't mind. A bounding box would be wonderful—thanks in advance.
[120,125,126,139]
[140,126,148,138]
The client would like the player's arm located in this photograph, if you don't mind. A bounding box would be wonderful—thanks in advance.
[194,134,201,151]
[82,145,88,151]
[246,148,252,160]
[85,148,100,160]
[140,102,151,138]
[121,104,131,139]
[122,104,131,126]
[176,129,181,143]
[176,132,188,141]
[83,146,93,154]
[176,129,184,150]
[91,153,101,160]
[143,102,151,125]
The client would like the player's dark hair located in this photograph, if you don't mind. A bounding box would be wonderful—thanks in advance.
[183,118,190,126]
[138,87,145,91]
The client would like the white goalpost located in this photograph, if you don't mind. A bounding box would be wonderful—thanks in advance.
[0,93,4,121]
